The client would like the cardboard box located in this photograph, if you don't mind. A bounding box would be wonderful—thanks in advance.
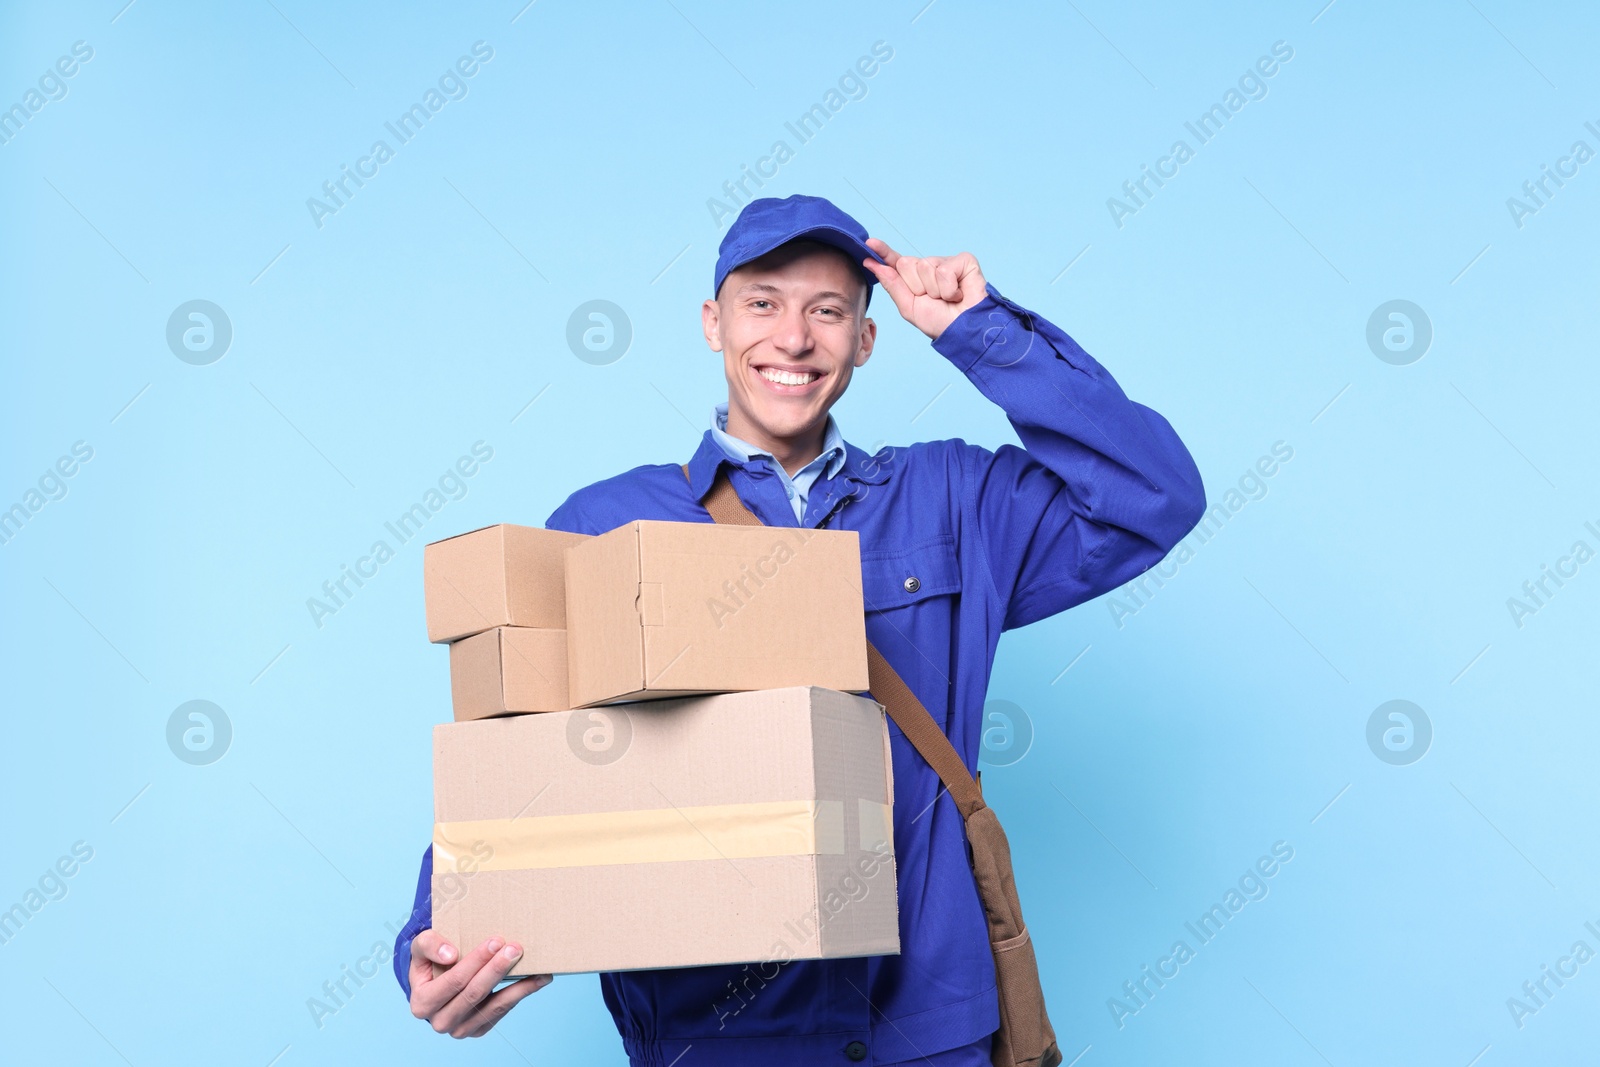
[564,520,869,707]
[431,686,899,977]
[448,627,568,720]
[424,524,590,643]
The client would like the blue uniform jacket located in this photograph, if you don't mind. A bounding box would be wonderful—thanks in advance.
[394,284,1206,1065]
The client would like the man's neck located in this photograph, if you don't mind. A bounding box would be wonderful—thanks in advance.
[723,406,826,477]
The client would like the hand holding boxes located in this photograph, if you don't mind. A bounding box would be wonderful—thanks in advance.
[419,519,899,976]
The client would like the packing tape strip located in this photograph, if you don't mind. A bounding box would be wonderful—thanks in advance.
[436,799,853,873]
[859,800,893,854]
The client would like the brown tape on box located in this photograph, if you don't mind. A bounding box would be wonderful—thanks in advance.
[434,798,894,872]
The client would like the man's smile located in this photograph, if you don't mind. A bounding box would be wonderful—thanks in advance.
[751,363,826,394]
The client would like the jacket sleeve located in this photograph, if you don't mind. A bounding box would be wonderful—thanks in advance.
[933,284,1206,630]
[392,845,434,998]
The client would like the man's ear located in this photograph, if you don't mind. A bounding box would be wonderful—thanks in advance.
[853,317,877,369]
[701,298,723,353]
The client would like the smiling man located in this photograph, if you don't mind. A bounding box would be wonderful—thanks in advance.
[710,233,876,491]
[393,194,1207,1065]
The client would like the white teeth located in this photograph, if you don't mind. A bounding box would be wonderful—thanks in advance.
[759,368,817,386]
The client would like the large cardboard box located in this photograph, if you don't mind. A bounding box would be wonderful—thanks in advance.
[431,687,899,977]
[424,524,590,643]
[448,627,568,720]
[564,521,869,707]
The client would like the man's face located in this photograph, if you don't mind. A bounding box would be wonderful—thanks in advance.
[702,241,876,447]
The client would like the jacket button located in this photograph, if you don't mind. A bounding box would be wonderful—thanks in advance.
[903,576,920,593]
[844,1040,868,1061]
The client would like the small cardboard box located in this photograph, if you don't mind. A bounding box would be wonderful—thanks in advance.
[431,686,899,977]
[424,524,590,643]
[564,520,869,707]
[448,627,568,720]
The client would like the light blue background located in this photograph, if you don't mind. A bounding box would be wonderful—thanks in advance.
[3,1,1596,1064]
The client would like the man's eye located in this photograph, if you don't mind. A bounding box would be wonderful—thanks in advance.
[751,300,772,309]
[816,307,841,318]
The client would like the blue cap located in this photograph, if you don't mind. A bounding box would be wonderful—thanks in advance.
[713,194,882,303]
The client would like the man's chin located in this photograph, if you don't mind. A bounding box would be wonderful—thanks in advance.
[745,407,825,441]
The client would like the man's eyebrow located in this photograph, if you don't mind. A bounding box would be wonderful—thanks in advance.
[731,283,856,307]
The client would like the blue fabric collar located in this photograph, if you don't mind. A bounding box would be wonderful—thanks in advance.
[709,401,847,480]
[685,414,891,507]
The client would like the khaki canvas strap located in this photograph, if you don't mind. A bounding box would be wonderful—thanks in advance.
[683,461,1062,1067]
[685,464,987,819]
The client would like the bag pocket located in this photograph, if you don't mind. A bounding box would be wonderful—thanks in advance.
[992,927,1044,1058]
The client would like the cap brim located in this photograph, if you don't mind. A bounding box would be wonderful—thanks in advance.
[725,224,883,291]
[779,225,884,283]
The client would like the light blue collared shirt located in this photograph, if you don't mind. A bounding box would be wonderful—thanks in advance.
[709,402,847,523]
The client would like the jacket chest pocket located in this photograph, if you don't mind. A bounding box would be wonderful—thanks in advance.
[860,535,961,612]
[860,536,962,735]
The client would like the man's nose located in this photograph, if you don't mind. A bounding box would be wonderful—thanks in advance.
[770,306,813,354]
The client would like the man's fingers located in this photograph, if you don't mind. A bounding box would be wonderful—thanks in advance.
[898,257,929,298]
[409,949,433,994]
[411,937,503,1020]
[413,929,459,967]
[461,973,554,1038]
[951,252,984,295]
[408,930,457,992]
[432,941,523,1036]
[862,245,986,340]
[864,236,900,266]
[863,257,915,315]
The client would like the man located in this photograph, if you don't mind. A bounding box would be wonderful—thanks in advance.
[393,194,1206,1064]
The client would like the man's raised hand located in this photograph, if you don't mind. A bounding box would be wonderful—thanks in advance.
[862,237,988,341]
